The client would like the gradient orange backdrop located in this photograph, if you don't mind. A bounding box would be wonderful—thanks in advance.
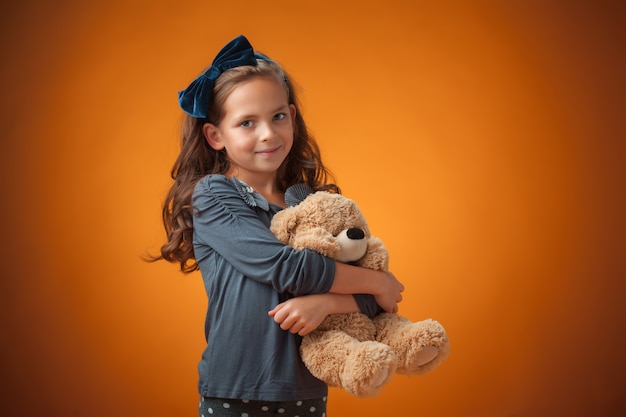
[1,1,625,416]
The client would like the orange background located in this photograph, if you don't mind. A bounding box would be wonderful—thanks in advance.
[1,1,625,416]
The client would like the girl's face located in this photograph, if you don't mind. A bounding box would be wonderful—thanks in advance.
[203,76,296,185]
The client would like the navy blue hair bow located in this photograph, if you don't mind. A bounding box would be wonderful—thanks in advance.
[178,35,258,119]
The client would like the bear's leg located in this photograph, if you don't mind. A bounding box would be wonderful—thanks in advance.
[373,314,450,375]
[301,329,398,397]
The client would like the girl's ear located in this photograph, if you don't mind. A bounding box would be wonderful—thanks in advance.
[203,123,224,151]
[289,104,296,121]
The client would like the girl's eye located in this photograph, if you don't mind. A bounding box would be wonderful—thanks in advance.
[274,113,286,121]
[240,120,253,128]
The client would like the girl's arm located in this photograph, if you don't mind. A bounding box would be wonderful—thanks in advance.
[268,293,359,336]
[330,262,404,313]
[269,263,405,336]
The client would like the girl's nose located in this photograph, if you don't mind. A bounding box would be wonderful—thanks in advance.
[259,122,275,141]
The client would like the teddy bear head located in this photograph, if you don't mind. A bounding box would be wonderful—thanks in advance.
[270,185,389,271]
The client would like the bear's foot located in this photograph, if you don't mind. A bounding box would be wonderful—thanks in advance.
[413,345,439,367]
[374,315,450,376]
[340,341,398,397]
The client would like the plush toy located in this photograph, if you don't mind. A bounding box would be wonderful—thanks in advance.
[270,185,450,397]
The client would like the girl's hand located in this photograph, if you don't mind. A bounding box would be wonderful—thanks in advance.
[269,293,362,335]
[269,294,340,336]
[374,271,404,314]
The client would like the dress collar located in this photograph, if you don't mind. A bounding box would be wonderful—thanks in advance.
[231,176,270,211]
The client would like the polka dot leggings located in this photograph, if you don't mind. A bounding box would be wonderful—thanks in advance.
[199,396,327,417]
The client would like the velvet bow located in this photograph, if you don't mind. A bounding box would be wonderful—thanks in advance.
[177,35,258,118]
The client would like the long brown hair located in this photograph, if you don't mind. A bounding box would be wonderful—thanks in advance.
[151,59,338,272]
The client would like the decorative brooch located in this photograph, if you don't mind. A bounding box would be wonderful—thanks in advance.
[232,177,270,211]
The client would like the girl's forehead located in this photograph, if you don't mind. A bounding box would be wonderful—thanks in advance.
[222,77,289,112]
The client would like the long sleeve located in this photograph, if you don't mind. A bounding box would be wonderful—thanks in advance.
[193,175,331,401]
[353,294,384,318]
[192,175,336,296]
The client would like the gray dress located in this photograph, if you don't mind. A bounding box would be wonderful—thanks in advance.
[192,175,379,401]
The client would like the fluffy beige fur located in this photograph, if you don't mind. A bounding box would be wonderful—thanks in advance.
[270,192,450,397]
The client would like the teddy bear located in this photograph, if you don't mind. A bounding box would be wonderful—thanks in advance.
[270,184,450,397]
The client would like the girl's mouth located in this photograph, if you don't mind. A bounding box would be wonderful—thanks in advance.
[256,146,280,155]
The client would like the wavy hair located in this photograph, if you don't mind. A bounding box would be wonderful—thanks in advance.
[151,59,338,272]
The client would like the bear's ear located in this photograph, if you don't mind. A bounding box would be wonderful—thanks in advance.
[285,183,314,207]
[270,207,300,244]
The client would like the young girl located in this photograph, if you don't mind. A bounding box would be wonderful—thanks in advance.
[154,35,404,417]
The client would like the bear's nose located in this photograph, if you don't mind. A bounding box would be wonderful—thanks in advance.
[346,228,365,240]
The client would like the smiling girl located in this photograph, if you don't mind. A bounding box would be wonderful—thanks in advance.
[153,35,404,417]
